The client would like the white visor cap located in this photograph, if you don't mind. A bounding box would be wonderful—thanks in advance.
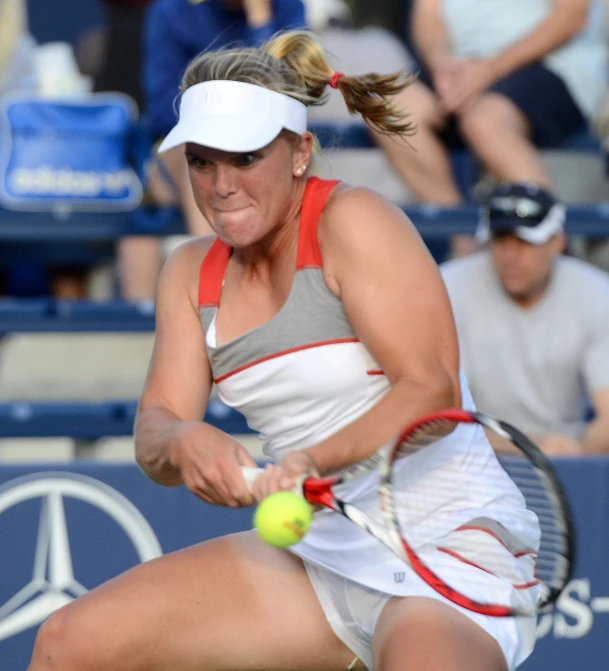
[158,80,308,154]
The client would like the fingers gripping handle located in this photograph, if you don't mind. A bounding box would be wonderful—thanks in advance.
[241,466,263,491]
[240,466,307,496]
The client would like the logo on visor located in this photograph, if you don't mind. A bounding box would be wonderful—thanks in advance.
[204,92,224,105]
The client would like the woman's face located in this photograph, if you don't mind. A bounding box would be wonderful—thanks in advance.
[185,133,311,248]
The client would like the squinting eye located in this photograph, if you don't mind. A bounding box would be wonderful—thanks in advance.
[237,153,257,166]
[187,156,210,169]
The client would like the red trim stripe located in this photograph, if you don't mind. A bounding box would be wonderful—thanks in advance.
[366,369,385,376]
[214,337,359,383]
[197,178,339,306]
[437,547,540,590]
[455,525,537,558]
[198,240,231,307]
[296,177,340,270]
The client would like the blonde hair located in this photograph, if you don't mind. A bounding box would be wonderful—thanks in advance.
[181,30,416,138]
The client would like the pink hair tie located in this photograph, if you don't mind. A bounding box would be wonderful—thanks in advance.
[329,72,345,89]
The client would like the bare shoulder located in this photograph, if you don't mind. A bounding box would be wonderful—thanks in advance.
[318,185,432,296]
[325,183,407,218]
[319,184,419,249]
[158,234,218,309]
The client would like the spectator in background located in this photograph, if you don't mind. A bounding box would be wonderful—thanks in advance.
[441,182,609,456]
[373,0,607,257]
[144,0,306,239]
[303,0,417,205]
[0,0,35,93]
[0,0,29,298]
[94,0,161,303]
[0,0,56,299]
[96,0,152,109]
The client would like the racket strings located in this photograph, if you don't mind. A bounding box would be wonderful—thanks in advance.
[496,454,569,593]
[383,419,570,611]
[395,418,458,458]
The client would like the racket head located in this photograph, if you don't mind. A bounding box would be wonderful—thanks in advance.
[378,409,574,617]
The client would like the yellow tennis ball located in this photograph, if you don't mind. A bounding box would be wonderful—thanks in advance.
[253,491,313,549]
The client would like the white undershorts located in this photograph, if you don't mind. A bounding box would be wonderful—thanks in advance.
[302,559,537,671]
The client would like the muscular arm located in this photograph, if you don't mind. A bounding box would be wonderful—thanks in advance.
[303,188,461,475]
[134,238,213,485]
[135,237,257,505]
[486,0,589,82]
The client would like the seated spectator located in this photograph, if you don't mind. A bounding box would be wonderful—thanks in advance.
[94,0,161,303]
[144,0,306,238]
[441,182,609,455]
[0,0,35,92]
[303,0,416,204]
[0,0,77,299]
[96,0,151,110]
[372,0,607,256]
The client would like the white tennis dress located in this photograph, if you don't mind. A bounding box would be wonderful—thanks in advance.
[199,177,540,670]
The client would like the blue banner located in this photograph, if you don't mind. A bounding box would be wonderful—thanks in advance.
[0,94,142,212]
[0,459,607,670]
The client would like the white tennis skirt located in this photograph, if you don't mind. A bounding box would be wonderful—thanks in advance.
[295,529,538,671]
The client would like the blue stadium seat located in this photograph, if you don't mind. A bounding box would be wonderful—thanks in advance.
[0,299,155,333]
[2,119,605,253]
[0,120,608,439]
[3,200,609,251]
[556,128,603,152]
[0,398,251,439]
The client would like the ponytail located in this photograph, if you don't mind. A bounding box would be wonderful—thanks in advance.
[265,30,417,137]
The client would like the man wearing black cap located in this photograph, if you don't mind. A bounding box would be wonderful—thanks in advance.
[441,181,609,455]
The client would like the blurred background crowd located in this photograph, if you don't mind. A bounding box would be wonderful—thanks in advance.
[1,0,609,461]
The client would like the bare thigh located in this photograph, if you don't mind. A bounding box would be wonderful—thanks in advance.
[458,93,532,143]
[396,80,447,129]
[29,531,355,671]
[372,597,508,671]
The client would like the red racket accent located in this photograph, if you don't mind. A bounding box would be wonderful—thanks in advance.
[394,408,476,443]
[402,542,515,617]
[244,408,573,617]
[301,477,340,509]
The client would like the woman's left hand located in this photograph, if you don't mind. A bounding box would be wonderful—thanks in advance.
[251,451,320,502]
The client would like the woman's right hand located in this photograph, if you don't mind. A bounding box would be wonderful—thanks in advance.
[169,421,258,507]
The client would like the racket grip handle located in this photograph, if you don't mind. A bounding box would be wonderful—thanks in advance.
[240,466,308,497]
[241,466,263,492]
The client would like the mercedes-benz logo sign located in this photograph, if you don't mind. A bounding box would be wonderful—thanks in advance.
[0,472,162,641]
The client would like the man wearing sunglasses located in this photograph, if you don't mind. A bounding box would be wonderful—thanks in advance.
[441,181,609,455]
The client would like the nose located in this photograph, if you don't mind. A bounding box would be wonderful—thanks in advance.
[214,163,237,198]
[494,235,523,258]
[505,236,525,260]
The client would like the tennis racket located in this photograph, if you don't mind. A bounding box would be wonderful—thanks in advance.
[242,409,573,618]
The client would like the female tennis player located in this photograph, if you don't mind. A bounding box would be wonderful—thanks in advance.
[28,31,540,671]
